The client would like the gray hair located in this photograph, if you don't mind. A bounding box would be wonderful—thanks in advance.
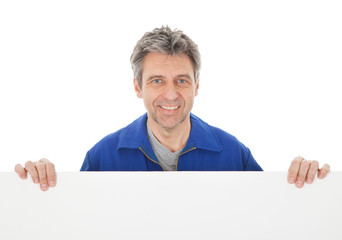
[130,26,201,88]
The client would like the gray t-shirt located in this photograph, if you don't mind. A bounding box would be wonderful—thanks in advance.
[146,122,183,171]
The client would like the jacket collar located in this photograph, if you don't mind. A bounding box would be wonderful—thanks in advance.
[116,113,223,152]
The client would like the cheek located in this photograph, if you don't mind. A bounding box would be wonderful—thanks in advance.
[185,89,196,100]
[142,90,157,105]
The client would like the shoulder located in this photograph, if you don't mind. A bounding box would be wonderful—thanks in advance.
[191,114,246,145]
[209,122,241,143]
[190,113,248,152]
[203,120,259,169]
[88,114,148,154]
[210,125,249,152]
[189,114,261,170]
[87,128,122,157]
[209,124,239,142]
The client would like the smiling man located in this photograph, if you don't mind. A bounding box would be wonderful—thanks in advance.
[15,26,330,190]
[137,52,198,153]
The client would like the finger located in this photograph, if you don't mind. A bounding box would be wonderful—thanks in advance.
[305,160,319,184]
[25,161,40,184]
[14,164,27,179]
[46,163,56,187]
[38,158,56,187]
[295,159,311,188]
[318,164,331,179]
[35,162,49,191]
[38,158,50,164]
[288,156,303,184]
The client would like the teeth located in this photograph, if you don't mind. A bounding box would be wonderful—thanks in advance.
[161,106,179,110]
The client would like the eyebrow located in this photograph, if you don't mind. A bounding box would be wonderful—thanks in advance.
[148,75,164,81]
[147,74,193,81]
[176,74,192,79]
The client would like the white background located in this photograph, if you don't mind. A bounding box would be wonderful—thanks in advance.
[0,0,341,171]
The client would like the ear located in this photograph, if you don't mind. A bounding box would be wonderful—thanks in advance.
[134,77,142,98]
[195,78,200,96]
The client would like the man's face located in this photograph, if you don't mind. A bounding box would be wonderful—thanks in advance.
[134,52,199,130]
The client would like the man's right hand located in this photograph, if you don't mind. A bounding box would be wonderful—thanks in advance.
[15,158,56,191]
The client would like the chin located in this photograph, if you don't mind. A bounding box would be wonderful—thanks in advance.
[160,122,180,130]
[158,116,188,130]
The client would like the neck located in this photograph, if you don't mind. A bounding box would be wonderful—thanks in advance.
[147,116,191,152]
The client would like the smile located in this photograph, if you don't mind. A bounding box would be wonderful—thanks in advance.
[160,106,180,110]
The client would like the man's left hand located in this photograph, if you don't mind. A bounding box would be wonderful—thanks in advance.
[288,156,330,188]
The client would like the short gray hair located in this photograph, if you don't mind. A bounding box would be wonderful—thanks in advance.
[130,26,201,88]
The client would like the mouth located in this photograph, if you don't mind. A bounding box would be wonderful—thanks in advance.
[160,105,180,110]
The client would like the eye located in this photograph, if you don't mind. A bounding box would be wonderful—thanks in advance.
[152,79,162,84]
[178,79,187,84]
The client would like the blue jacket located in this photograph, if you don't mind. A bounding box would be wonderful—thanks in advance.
[80,113,263,171]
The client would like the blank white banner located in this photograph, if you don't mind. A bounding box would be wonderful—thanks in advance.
[0,172,341,239]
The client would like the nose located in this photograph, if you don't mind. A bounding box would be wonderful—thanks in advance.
[162,82,179,101]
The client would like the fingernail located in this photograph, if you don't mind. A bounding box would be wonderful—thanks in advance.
[41,184,48,191]
[289,177,295,184]
[307,179,313,184]
[296,181,303,188]
[49,181,56,187]
[34,178,39,183]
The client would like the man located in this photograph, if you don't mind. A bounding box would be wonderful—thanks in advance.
[15,26,330,191]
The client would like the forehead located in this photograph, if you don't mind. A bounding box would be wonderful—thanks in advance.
[141,52,194,78]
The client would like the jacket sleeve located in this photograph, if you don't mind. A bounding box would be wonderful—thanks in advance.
[243,147,263,171]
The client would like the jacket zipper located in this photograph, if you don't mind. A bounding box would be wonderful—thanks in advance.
[139,147,166,171]
[140,146,197,171]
